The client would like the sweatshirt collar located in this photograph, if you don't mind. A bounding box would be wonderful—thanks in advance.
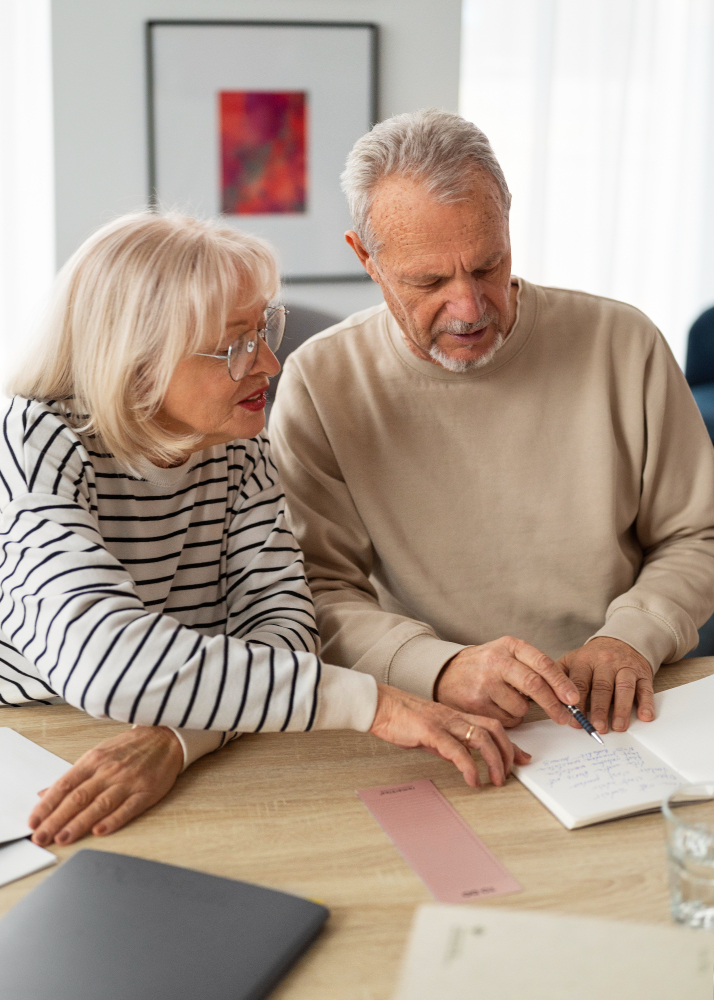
[384,276,536,381]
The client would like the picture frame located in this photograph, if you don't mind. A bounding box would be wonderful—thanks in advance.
[146,20,379,282]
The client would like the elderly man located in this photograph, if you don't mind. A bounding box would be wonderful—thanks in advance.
[270,109,714,737]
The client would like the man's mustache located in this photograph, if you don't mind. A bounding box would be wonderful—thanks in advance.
[431,313,497,338]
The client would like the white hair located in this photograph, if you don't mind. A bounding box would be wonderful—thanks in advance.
[341,108,511,256]
[8,212,279,472]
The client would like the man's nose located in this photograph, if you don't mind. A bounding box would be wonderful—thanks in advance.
[442,275,488,324]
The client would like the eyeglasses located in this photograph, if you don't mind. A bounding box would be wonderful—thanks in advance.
[194,305,288,381]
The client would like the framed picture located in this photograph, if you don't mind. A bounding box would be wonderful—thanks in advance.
[146,20,378,282]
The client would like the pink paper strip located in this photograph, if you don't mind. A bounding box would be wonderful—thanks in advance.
[357,778,521,904]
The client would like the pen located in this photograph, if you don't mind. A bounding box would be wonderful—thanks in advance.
[565,705,604,745]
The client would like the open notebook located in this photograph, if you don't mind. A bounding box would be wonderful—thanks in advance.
[512,673,714,829]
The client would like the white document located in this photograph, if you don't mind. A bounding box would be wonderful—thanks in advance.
[394,905,714,1000]
[0,728,71,843]
[0,838,56,888]
[512,673,714,829]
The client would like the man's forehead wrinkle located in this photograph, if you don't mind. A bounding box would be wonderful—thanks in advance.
[369,174,509,271]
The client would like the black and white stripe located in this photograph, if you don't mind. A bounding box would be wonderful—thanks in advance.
[0,397,323,733]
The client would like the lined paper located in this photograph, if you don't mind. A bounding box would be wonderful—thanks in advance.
[357,779,521,904]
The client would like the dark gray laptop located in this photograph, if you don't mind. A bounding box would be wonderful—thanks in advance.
[0,849,329,1000]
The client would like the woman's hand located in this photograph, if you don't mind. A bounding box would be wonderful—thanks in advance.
[28,727,184,846]
[369,683,531,787]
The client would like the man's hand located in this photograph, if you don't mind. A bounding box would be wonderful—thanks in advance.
[434,636,580,727]
[28,726,184,847]
[370,683,531,788]
[557,637,655,734]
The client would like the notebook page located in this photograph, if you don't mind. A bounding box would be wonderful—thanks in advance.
[512,722,683,828]
[629,674,714,784]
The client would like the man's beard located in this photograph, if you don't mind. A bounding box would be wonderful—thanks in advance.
[428,315,505,373]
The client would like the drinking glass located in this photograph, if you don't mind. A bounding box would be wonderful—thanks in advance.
[662,784,714,929]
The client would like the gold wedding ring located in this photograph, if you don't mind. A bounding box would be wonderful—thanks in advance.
[464,724,475,744]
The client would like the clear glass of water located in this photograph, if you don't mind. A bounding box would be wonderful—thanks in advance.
[662,784,714,929]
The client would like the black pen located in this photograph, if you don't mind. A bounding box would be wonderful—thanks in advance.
[565,705,604,745]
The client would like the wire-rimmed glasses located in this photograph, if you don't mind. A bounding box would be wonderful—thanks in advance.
[194,305,288,382]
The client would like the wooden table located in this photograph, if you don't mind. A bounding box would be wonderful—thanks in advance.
[1,657,711,999]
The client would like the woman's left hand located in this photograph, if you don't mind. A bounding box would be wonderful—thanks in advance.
[28,727,184,846]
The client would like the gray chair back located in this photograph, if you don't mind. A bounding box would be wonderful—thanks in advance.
[266,304,341,410]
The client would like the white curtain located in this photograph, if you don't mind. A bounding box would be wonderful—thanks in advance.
[461,0,714,366]
[0,0,55,387]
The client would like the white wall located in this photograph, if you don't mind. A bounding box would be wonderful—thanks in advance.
[51,0,462,319]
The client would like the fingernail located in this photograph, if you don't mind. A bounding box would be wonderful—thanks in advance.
[33,832,48,846]
[95,824,106,835]
[56,830,70,844]
[613,718,625,731]
[641,709,654,721]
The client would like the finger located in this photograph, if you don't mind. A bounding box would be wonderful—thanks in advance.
[430,730,482,788]
[467,728,508,786]
[635,676,655,722]
[28,768,88,830]
[498,658,572,725]
[512,744,532,766]
[53,786,128,845]
[589,671,618,733]
[472,697,525,728]
[31,777,107,847]
[93,792,156,837]
[565,661,593,721]
[610,668,639,731]
[508,638,580,704]
[486,683,530,720]
[469,717,516,775]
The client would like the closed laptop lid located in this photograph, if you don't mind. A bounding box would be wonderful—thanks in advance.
[0,849,329,1000]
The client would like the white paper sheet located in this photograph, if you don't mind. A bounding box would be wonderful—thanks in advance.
[0,728,71,843]
[394,905,714,1000]
[0,838,56,888]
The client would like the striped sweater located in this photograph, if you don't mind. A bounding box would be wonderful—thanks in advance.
[0,398,377,766]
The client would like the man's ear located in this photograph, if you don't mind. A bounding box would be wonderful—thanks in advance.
[345,231,380,283]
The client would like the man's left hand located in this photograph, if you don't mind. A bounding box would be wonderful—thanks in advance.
[557,637,655,734]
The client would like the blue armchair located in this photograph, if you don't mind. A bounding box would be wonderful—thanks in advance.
[685,305,714,442]
[684,306,714,655]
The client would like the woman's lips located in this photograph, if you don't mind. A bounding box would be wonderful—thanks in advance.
[237,390,267,412]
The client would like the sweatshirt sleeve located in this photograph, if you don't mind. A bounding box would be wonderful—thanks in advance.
[588,331,714,668]
[0,399,377,734]
[270,360,464,701]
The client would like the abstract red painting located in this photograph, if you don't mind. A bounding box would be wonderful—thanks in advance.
[219,91,307,215]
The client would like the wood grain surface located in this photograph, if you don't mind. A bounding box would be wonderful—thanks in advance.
[1,657,712,999]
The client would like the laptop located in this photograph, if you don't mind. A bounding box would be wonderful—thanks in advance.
[0,849,329,999]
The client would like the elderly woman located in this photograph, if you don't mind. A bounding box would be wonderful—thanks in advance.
[0,213,527,847]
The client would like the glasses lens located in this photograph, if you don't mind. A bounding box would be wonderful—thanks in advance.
[265,306,286,352]
[229,332,259,381]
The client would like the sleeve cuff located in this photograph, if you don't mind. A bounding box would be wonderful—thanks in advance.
[387,634,466,700]
[313,663,379,731]
[587,605,690,673]
[168,728,239,771]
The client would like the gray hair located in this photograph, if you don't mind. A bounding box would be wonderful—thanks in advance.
[341,108,511,256]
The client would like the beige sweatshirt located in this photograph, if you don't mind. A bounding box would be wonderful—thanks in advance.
[270,278,714,701]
